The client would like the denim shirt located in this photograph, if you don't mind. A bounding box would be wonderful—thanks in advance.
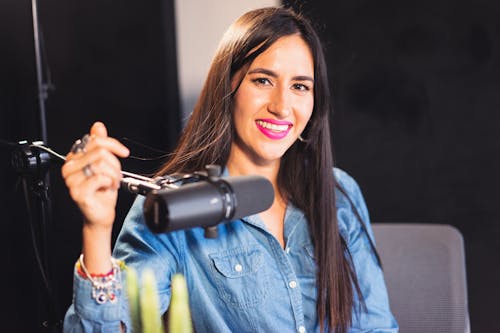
[63,168,398,332]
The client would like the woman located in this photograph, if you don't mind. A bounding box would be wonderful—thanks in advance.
[62,6,398,333]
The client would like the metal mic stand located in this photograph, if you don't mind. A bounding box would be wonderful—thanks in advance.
[32,0,51,144]
[29,0,59,330]
[11,141,61,332]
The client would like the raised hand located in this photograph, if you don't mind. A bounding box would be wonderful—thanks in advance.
[62,122,129,273]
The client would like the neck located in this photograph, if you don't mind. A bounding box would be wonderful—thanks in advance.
[226,146,282,203]
[227,152,279,182]
[226,147,288,248]
[227,160,279,181]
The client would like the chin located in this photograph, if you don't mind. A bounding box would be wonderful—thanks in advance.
[255,149,288,163]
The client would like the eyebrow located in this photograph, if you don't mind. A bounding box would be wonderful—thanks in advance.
[247,67,314,83]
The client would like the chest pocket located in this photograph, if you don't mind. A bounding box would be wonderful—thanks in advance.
[209,247,270,309]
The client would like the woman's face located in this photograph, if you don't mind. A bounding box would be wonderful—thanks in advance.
[230,34,314,168]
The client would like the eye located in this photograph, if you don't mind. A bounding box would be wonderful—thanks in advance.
[252,77,272,86]
[292,83,312,92]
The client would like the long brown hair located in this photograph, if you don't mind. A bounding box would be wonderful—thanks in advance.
[158,7,363,332]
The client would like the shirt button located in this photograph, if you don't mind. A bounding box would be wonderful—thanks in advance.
[285,247,291,254]
[289,280,297,289]
[234,264,243,272]
[298,325,306,333]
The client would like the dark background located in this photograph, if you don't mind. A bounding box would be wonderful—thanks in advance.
[0,0,179,331]
[1,0,498,331]
[288,0,500,331]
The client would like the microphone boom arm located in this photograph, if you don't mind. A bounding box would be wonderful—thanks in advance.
[24,143,273,239]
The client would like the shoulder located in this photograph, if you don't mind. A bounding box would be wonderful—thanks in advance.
[333,167,366,214]
[334,168,363,201]
[333,167,374,245]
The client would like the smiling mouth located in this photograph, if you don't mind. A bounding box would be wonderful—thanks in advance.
[255,119,293,140]
[256,120,292,132]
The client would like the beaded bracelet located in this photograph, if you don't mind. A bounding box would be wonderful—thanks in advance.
[78,254,122,304]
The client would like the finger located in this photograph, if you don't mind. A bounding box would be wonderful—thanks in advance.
[85,136,129,158]
[88,158,123,189]
[90,121,108,138]
[64,169,86,192]
[84,147,122,172]
[66,123,129,159]
[65,159,122,190]
[63,145,121,175]
[62,149,122,182]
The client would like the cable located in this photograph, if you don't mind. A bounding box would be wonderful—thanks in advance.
[21,178,52,296]
[31,143,158,184]
[31,143,66,161]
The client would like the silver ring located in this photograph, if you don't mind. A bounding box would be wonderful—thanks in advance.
[82,164,94,178]
[71,134,90,154]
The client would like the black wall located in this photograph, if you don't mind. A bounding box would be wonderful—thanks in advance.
[287,0,500,331]
[0,1,180,331]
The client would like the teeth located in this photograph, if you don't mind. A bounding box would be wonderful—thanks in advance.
[257,120,290,131]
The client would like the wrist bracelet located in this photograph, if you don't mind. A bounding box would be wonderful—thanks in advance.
[78,254,122,304]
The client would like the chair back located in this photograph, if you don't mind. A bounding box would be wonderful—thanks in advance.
[372,223,470,333]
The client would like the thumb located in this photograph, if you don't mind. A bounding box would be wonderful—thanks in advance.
[90,121,108,138]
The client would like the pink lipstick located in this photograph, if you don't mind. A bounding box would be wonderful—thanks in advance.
[255,119,293,140]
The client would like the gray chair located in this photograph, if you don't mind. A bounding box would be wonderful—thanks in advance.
[372,223,470,333]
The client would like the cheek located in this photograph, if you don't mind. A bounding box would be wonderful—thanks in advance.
[233,87,265,120]
[232,101,254,137]
[232,95,247,126]
[297,100,314,128]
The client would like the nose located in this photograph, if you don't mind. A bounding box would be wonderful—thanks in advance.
[267,87,291,118]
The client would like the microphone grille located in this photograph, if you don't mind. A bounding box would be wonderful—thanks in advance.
[225,175,274,220]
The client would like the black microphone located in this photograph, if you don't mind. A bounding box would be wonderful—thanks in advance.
[143,175,274,234]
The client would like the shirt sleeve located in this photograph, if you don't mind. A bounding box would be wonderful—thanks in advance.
[334,168,399,333]
[63,267,129,333]
[63,195,184,332]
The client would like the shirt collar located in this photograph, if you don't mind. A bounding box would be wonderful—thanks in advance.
[221,166,307,240]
